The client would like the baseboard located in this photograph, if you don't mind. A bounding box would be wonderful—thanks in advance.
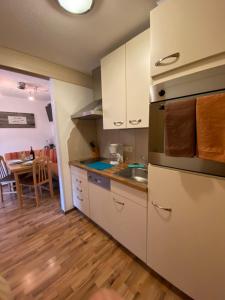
[63,207,76,215]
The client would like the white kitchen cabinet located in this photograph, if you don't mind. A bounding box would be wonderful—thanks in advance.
[70,166,90,217]
[89,182,112,234]
[150,0,225,77]
[101,45,126,129]
[147,165,225,300]
[101,29,150,129]
[126,29,150,128]
[111,181,147,262]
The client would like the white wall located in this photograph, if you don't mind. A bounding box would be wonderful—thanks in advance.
[0,96,53,156]
[50,79,93,212]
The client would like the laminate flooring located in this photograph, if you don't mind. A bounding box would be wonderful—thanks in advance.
[0,192,189,300]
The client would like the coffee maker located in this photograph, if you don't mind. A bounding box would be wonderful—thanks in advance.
[108,144,124,165]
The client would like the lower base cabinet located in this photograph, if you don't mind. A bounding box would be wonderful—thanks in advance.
[148,165,225,300]
[71,167,148,263]
[110,192,147,262]
[110,181,147,262]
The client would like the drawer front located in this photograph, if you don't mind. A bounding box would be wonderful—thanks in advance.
[70,166,88,180]
[72,183,89,199]
[111,181,147,207]
[72,176,89,199]
[73,191,89,217]
[111,192,147,262]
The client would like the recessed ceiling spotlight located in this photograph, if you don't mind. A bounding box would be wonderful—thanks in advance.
[58,0,94,14]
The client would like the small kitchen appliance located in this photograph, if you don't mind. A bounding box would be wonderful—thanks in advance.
[108,144,124,165]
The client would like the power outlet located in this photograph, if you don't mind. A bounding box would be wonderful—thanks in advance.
[124,145,133,153]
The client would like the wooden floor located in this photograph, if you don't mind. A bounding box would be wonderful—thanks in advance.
[0,192,189,300]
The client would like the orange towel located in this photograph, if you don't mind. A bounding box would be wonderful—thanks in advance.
[196,93,225,163]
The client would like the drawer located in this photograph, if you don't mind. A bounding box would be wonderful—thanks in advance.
[71,173,88,187]
[72,182,89,199]
[70,166,88,180]
[111,180,147,208]
[72,192,89,217]
[72,176,88,188]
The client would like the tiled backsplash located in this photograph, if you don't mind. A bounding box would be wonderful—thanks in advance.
[96,120,148,163]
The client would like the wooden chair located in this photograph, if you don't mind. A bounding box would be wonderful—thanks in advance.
[0,156,16,202]
[19,157,54,207]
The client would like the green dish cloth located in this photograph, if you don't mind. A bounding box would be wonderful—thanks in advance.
[87,162,113,170]
[128,163,145,168]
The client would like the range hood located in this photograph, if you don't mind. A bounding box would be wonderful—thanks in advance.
[71,67,102,120]
[71,99,102,120]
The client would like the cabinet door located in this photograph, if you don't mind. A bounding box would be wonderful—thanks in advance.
[126,29,150,128]
[150,0,225,77]
[101,45,126,129]
[111,193,147,262]
[89,183,112,234]
[147,165,225,300]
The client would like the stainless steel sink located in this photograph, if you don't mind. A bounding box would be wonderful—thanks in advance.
[116,167,148,184]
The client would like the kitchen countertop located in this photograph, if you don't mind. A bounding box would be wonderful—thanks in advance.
[69,160,148,193]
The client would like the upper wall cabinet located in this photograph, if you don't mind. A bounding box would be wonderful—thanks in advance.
[101,45,127,129]
[150,0,225,77]
[126,30,150,128]
[101,29,150,130]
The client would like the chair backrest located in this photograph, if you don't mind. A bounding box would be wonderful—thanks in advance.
[40,148,57,163]
[4,148,57,163]
[0,156,9,180]
[32,157,51,185]
[4,151,29,161]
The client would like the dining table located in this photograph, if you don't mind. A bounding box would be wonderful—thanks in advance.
[6,160,33,208]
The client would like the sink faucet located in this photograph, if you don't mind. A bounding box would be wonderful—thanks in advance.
[140,155,148,168]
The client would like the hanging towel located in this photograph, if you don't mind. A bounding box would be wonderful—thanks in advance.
[196,93,225,163]
[165,99,196,157]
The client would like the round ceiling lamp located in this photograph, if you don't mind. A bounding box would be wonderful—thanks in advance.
[58,0,94,14]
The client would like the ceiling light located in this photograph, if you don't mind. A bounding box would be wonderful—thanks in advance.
[58,0,94,14]
[28,94,34,101]
[28,88,37,101]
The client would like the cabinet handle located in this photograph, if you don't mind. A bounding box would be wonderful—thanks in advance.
[151,201,172,212]
[155,52,180,67]
[113,199,125,206]
[129,119,142,125]
[76,187,82,193]
[77,196,84,202]
[113,121,124,127]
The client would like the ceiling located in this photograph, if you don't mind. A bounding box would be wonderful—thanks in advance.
[0,69,50,102]
[0,0,156,74]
